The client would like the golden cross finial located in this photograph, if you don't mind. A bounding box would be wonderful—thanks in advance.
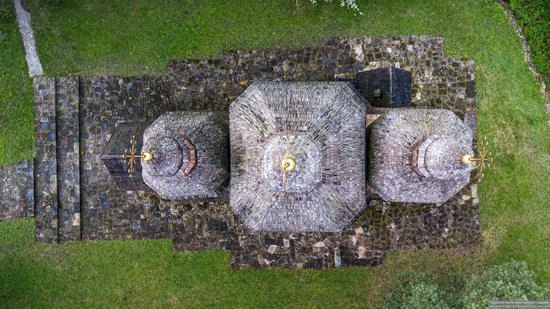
[124,135,153,177]
[461,136,493,182]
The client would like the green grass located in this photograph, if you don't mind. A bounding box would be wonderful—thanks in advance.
[0,0,549,306]
[0,0,34,164]
[0,219,487,307]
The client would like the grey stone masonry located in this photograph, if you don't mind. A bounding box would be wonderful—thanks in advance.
[170,191,479,269]
[0,160,34,221]
[33,77,58,242]
[168,36,478,268]
[79,76,175,241]
[56,77,81,241]
[169,36,446,111]
[171,201,238,252]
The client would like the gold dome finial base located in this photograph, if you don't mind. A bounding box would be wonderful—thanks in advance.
[461,154,473,165]
[280,156,296,173]
[460,137,493,182]
[142,152,153,162]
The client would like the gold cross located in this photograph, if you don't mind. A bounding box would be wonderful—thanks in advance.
[461,136,493,182]
[124,135,153,177]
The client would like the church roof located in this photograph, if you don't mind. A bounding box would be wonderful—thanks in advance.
[229,81,367,232]
[368,109,473,203]
[142,111,230,200]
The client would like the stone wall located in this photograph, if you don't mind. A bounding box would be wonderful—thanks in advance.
[0,160,33,221]
[27,35,479,269]
[169,188,479,269]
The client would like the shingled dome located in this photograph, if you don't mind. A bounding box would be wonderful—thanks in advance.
[141,111,229,200]
[229,82,367,232]
[368,109,474,204]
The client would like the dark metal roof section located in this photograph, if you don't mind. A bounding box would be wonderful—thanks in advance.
[229,81,367,232]
[357,66,412,108]
[101,121,149,191]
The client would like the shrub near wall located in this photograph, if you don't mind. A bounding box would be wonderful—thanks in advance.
[386,271,464,309]
[508,0,550,83]
[387,261,550,308]
[462,261,550,308]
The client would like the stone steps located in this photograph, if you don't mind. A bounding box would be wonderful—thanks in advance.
[56,77,81,241]
[33,77,81,242]
[33,77,58,242]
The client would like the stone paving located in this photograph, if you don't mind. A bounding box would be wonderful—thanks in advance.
[1,35,480,269]
[33,77,58,242]
[0,160,33,221]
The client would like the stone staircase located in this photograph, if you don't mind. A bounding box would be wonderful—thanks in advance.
[33,77,81,242]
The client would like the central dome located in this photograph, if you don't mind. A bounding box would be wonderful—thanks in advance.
[262,134,322,193]
[229,81,367,232]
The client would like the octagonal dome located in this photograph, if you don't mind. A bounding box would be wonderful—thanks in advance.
[368,109,474,204]
[142,111,229,201]
[229,81,367,232]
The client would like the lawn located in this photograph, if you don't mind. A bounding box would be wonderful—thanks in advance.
[0,0,34,164]
[1,0,549,307]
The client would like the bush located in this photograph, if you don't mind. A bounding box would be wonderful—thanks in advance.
[386,271,451,309]
[508,0,550,84]
[461,261,550,308]
[387,262,549,308]
[439,271,467,308]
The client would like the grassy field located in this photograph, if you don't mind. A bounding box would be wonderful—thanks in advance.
[0,0,34,164]
[1,219,489,307]
[1,0,549,307]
